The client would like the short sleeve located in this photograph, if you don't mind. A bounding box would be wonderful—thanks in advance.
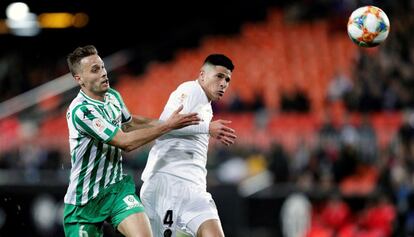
[72,105,119,142]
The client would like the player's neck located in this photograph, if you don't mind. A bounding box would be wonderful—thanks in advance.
[81,89,105,102]
[196,79,212,102]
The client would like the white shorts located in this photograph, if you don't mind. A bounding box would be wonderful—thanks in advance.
[140,173,220,237]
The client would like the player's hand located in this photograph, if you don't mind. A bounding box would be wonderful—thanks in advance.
[165,105,200,129]
[209,119,237,146]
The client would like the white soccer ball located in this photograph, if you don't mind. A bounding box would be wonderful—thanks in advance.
[347,5,390,47]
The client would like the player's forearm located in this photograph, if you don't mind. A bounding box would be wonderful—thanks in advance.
[123,115,160,132]
[132,115,158,125]
[110,123,171,152]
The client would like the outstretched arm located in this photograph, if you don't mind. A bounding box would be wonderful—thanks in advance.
[160,107,236,145]
[122,115,160,132]
[109,105,200,152]
[160,106,210,135]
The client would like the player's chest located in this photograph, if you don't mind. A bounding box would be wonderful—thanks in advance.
[194,103,213,122]
[97,103,122,126]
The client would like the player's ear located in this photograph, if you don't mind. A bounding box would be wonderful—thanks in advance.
[199,69,205,81]
[74,75,84,86]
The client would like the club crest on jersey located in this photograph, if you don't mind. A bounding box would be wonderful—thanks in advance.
[178,93,187,104]
[92,118,105,134]
[123,195,142,210]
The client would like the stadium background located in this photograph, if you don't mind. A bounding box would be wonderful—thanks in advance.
[0,0,413,236]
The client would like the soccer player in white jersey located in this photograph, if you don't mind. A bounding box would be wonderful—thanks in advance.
[140,54,237,237]
[63,45,201,237]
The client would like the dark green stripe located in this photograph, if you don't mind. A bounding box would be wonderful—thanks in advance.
[108,148,118,184]
[71,104,86,131]
[99,146,112,189]
[115,151,122,182]
[87,141,103,199]
[99,106,112,120]
[71,137,81,163]
[104,128,112,136]
[75,139,94,205]
[105,127,119,143]
[108,103,117,119]
[108,88,124,108]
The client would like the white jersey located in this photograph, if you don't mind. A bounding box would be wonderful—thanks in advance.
[141,80,212,188]
[64,88,131,205]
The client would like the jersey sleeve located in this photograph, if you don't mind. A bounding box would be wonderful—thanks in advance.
[72,104,119,142]
[159,83,209,135]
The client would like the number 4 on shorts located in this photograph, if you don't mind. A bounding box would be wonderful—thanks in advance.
[163,210,173,227]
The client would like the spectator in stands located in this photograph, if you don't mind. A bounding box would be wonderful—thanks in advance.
[268,142,290,183]
[316,112,340,169]
[62,45,200,237]
[357,114,378,163]
[281,87,310,113]
[228,91,247,112]
[327,69,353,102]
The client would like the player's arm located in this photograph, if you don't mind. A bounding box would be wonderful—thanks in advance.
[161,85,236,144]
[159,106,210,135]
[164,111,236,145]
[109,105,200,151]
[160,84,211,135]
[122,115,160,132]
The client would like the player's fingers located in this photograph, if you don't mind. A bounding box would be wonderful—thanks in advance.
[179,120,199,128]
[184,113,199,119]
[221,126,235,133]
[220,137,234,146]
[219,139,229,146]
[173,105,184,114]
[183,119,199,125]
[223,131,237,139]
[218,120,232,124]
[189,115,201,123]
[189,119,200,125]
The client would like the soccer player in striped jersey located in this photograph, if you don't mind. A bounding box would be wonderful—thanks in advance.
[140,54,237,237]
[63,45,200,237]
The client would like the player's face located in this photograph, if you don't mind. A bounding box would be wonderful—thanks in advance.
[75,54,109,99]
[200,65,231,101]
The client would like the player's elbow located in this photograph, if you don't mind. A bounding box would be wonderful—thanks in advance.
[122,143,135,152]
[108,131,136,152]
[116,138,136,152]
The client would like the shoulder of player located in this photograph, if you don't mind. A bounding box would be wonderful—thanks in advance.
[106,88,124,106]
[176,80,201,95]
[106,88,121,100]
[69,103,101,120]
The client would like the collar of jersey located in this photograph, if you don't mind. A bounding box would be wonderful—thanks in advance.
[80,90,106,106]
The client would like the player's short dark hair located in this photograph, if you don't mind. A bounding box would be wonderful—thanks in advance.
[204,54,234,71]
[67,45,98,76]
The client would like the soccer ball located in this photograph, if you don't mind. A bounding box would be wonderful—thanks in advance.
[347,6,390,47]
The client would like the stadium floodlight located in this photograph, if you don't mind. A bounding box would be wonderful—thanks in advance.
[6,2,40,36]
[6,2,29,21]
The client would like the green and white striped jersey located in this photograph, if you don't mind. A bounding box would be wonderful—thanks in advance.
[64,88,131,205]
